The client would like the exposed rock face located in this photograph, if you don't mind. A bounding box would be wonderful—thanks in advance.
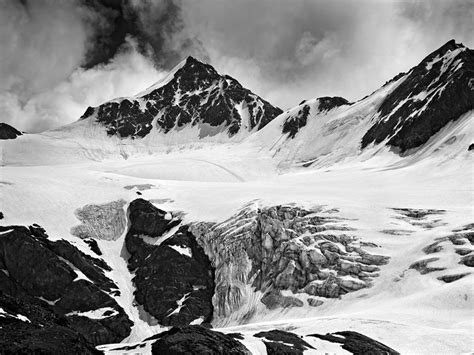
[125,199,215,326]
[0,122,22,140]
[362,40,474,152]
[283,105,311,138]
[309,330,400,354]
[80,56,282,139]
[0,225,132,345]
[408,224,472,282]
[282,97,349,138]
[71,199,127,241]
[254,329,314,355]
[149,326,250,354]
[0,293,101,354]
[191,204,389,321]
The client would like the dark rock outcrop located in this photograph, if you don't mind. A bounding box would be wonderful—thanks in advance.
[0,225,132,345]
[362,40,474,152]
[125,199,215,326]
[310,330,399,354]
[80,56,282,139]
[283,104,311,138]
[0,122,22,140]
[0,292,101,355]
[149,326,250,354]
[254,329,314,355]
[282,97,349,138]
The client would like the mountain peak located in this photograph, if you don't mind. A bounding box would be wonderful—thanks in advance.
[362,39,473,152]
[79,55,282,139]
[0,122,23,140]
[420,39,466,66]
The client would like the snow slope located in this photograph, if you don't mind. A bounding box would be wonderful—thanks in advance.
[0,41,473,354]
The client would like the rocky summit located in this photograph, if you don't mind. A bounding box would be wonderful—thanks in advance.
[362,40,474,152]
[0,123,22,140]
[80,56,282,139]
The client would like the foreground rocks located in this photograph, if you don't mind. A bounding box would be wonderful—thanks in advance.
[0,225,132,346]
[125,199,215,326]
[148,326,250,354]
[0,292,100,354]
[310,330,400,354]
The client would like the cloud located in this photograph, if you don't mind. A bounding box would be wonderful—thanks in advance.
[0,38,163,132]
[0,0,472,132]
[173,0,474,108]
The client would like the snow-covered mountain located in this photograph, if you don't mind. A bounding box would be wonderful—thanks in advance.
[79,56,282,140]
[0,40,473,354]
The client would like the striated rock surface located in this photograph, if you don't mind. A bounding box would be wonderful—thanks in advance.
[0,225,132,346]
[191,204,389,321]
[80,56,282,139]
[71,199,127,241]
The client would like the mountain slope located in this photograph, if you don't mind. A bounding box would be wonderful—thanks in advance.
[361,39,474,152]
[249,40,473,168]
[79,56,282,140]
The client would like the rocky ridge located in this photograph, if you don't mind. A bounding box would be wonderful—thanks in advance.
[80,56,282,139]
[0,122,22,140]
[362,40,474,152]
[0,224,133,346]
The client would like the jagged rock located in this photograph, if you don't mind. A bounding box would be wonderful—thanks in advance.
[0,225,132,345]
[125,199,214,327]
[0,122,22,140]
[191,205,389,320]
[148,326,250,354]
[309,330,399,354]
[362,40,474,152]
[254,330,314,355]
[80,56,282,139]
[83,238,102,256]
[71,199,127,241]
[128,198,179,237]
[283,105,311,138]
[0,293,100,354]
[282,97,349,138]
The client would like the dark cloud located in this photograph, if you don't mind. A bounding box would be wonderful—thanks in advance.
[0,0,472,132]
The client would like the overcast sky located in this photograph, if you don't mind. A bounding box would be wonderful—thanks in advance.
[1,0,473,132]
